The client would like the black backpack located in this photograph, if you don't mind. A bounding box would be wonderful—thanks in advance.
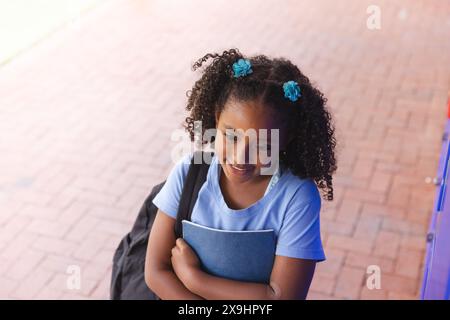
[110,151,213,300]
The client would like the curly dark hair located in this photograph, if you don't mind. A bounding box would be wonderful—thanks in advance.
[184,48,337,201]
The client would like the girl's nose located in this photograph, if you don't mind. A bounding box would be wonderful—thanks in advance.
[234,143,247,165]
[233,137,257,165]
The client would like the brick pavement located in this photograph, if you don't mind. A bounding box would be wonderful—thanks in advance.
[0,0,449,299]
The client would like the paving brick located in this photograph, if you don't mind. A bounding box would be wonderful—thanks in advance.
[309,274,336,296]
[327,235,373,254]
[344,188,386,205]
[34,286,64,300]
[11,190,53,207]
[306,291,336,300]
[5,249,46,281]
[335,198,361,225]
[369,171,392,193]
[32,236,77,256]
[26,219,71,238]
[39,255,86,275]
[353,212,382,242]
[10,269,54,299]
[333,266,365,300]
[64,215,101,242]
[345,252,395,274]
[47,272,98,297]
[399,234,426,251]
[0,232,39,261]
[382,217,426,235]
[0,215,32,245]
[18,204,61,220]
[0,277,19,297]
[57,201,89,225]
[361,203,405,218]
[373,230,401,260]
[380,274,419,297]
[387,291,419,300]
[89,271,111,300]
[72,234,109,261]
[394,248,423,279]
[350,159,374,180]
[315,248,345,279]
[321,218,354,237]
[0,201,22,226]
[360,286,388,300]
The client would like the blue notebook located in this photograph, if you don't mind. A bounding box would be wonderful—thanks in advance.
[182,220,276,284]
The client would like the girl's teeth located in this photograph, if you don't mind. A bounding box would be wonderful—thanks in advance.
[232,165,251,171]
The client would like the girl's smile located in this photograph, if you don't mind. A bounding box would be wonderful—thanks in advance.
[226,163,256,178]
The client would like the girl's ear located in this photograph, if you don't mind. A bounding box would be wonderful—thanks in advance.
[215,111,221,124]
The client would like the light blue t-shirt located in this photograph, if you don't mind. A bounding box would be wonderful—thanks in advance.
[152,153,326,261]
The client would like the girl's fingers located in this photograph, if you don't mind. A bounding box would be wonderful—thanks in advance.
[176,238,187,249]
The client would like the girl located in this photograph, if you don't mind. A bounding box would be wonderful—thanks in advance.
[144,48,337,300]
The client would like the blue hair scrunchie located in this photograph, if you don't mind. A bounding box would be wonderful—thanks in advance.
[283,80,301,102]
[232,58,253,78]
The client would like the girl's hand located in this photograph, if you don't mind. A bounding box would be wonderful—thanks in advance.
[171,238,201,289]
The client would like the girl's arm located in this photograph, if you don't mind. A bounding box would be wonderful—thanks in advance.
[172,238,316,300]
[144,210,204,300]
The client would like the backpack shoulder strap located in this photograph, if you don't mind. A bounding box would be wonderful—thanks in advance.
[174,151,214,238]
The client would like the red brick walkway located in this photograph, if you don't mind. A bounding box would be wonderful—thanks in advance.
[0,0,449,299]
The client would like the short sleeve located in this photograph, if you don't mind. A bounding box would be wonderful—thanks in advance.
[152,152,193,219]
[275,181,326,262]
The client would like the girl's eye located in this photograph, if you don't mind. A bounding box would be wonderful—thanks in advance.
[225,133,238,142]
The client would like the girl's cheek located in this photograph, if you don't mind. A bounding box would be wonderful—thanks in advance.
[215,131,237,165]
[214,133,226,163]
